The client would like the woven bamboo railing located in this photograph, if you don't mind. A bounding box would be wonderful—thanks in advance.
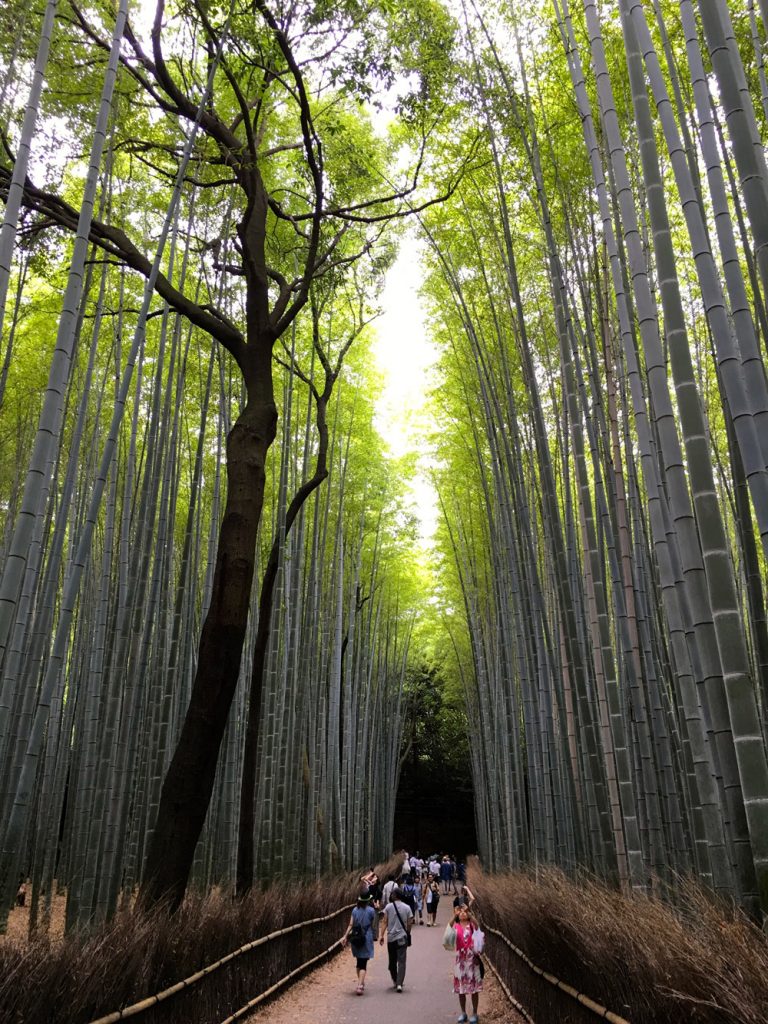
[217,932,345,1023]
[484,924,630,1023]
[482,952,536,1024]
[87,903,354,1024]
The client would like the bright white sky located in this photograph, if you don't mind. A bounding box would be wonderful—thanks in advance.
[371,232,439,546]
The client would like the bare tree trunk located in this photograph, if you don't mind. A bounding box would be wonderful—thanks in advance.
[140,356,276,909]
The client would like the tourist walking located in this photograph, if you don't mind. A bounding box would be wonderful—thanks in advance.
[451,903,483,1023]
[453,883,475,912]
[424,872,440,925]
[412,872,425,924]
[440,855,452,894]
[365,869,383,934]
[366,870,382,908]
[360,867,375,887]
[379,886,414,991]
[381,872,398,906]
[401,873,418,917]
[341,889,377,995]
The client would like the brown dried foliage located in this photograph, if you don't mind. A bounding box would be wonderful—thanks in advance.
[0,855,402,1024]
[468,859,768,1024]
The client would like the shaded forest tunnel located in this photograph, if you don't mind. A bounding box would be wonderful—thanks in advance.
[3,0,768,1020]
[392,668,478,858]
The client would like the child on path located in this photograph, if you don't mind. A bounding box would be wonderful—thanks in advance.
[450,903,483,1023]
[341,889,377,995]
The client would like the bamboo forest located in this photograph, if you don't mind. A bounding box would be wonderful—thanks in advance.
[3,0,768,1021]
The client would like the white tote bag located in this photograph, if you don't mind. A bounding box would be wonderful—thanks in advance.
[471,927,485,955]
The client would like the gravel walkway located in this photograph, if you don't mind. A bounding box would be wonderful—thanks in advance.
[245,903,528,1024]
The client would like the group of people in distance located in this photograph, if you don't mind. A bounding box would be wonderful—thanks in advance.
[341,851,483,1023]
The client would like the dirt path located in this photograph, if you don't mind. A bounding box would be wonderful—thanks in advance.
[245,902,527,1024]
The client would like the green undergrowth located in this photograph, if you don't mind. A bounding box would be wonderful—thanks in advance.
[0,854,401,1024]
[469,859,768,1024]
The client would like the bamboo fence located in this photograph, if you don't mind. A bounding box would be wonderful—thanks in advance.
[484,925,630,1024]
[87,904,354,1024]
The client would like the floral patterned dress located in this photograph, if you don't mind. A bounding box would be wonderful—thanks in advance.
[453,922,483,994]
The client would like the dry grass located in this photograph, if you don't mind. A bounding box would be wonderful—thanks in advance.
[468,859,768,1024]
[0,854,402,1024]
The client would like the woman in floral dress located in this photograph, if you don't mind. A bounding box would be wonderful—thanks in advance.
[452,903,482,1023]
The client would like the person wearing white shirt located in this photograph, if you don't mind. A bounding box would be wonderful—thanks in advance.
[379,887,414,991]
[382,875,398,905]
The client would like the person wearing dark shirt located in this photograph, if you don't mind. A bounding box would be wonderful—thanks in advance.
[453,883,475,911]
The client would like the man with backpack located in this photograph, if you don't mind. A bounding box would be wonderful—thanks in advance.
[401,873,419,918]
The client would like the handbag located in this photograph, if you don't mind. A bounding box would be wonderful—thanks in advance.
[393,901,412,946]
[471,926,485,954]
[442,923,457,950]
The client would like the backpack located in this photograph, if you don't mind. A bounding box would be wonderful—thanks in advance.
[401,883,416,911]
[349,908,367,945]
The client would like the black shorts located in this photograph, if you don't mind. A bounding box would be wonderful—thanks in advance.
[356,956,369,970]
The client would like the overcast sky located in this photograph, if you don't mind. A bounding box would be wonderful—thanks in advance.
[372,232,439,546]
